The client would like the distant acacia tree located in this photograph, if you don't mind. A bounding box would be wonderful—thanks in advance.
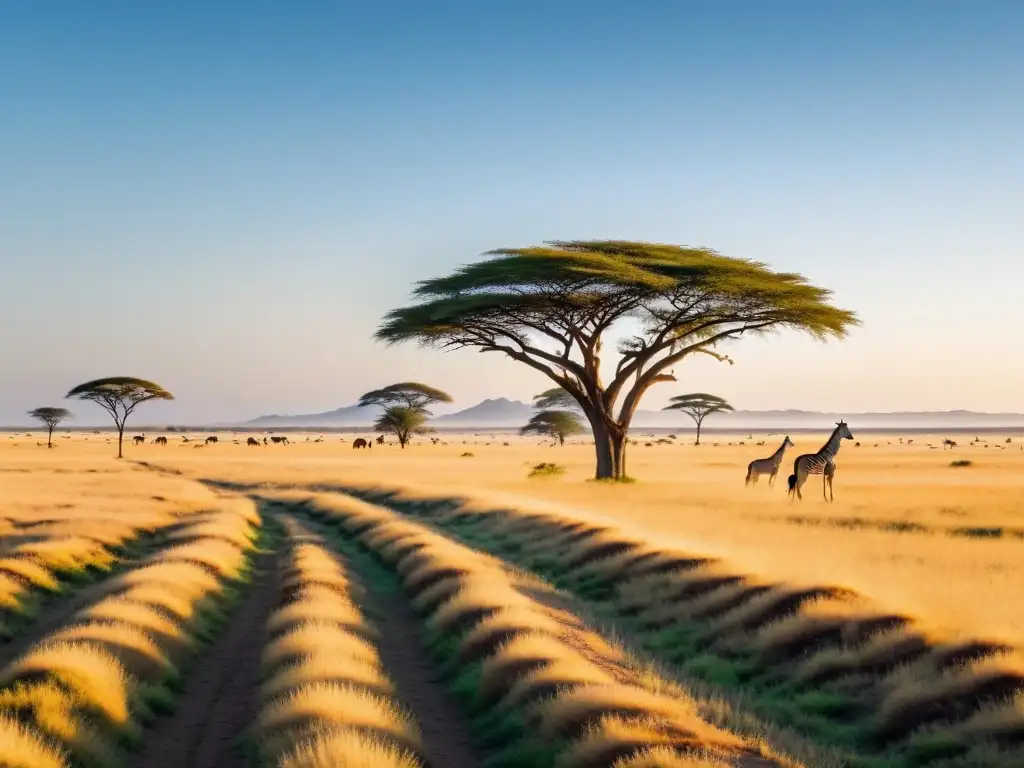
[373,405,430,449]
[521,410,584,446]
[375,241,857,480]
[358,382,452,449]
[28,407,72,448]
[65,377,174,458]
[663,393,734,446]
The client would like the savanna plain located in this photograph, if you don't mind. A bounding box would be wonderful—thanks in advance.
[1,429,1022,768]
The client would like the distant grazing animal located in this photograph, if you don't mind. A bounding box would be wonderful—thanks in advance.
[154,436,168,445]
[132,435,145,445]
[745,436,794,487]
[247,437,259,446]
[352,438,368,449]
[181,436,191,443]
[270,436,289,445]
[376,434,385,445]
[205,436,218,444]
[790,421,853,502]
[943,438,957,449]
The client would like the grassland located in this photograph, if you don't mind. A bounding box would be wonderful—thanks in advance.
[0,429,1020,766]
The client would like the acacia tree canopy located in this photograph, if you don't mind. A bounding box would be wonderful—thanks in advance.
[663,392,734,445]
[376,240,858,479]
[28,407,72,448]
[521,409,584,446]
[358,382,452,415]
[533,387,581,411]
[373,405,430,448]
[65,377,174,458]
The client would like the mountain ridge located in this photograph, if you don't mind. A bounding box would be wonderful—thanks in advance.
[244,399,1024,428]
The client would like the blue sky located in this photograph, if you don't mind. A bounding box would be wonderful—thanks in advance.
[1,1,1022,425]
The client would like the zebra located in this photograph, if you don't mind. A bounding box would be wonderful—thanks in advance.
[132,434,145,445]
[789,421,854,502]
[744,436,794,486]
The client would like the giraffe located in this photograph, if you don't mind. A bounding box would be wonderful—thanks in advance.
[744,436,795,486]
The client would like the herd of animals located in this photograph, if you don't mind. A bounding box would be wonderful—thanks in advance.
[15,422,1019,506]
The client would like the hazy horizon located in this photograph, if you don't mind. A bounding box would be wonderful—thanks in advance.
[2,2,1022,426]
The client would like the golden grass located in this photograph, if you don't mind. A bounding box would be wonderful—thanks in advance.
[137,429,1023,647]
[45,621,172,681]
[0,713,69,768]
[0,684,115,768]
[254,518,423,765]
[298,491,787,767]
[0,491,259,765]
[278,725,423,768]
[374,485,1024,760]
[0,642,131,727]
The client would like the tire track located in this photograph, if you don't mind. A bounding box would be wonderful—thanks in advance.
[132,547,279,768]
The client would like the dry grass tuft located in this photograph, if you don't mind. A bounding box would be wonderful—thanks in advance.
[0,713,69,768]
[278,725,423,768]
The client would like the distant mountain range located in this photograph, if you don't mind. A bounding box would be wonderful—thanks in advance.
[245,399,1024,429]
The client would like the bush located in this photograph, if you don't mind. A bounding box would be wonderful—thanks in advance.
[528,462,565,478]
[950,459,972,468]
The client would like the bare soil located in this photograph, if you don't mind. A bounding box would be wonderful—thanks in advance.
[132,547,280,768]
[370,588,482,768]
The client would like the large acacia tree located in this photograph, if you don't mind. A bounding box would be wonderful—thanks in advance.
[376,241,857,479]
[66,377,174,458]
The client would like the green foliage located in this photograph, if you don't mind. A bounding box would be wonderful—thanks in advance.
[663,392,734,420]
[532,387,580,411]
[358,381,452,414]
[27,406,72,426]
[373,404,430,448]
[520,409,584,445]
[663,392,734,444]
[528,462,566,478]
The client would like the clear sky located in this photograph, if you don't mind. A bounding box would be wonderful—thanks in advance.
[2,1,1022,426]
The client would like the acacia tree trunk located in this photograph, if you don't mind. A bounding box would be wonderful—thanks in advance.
[588,412,629,480]
[695,418,702,446]
[47,425,54,448]
[117,424,125,458]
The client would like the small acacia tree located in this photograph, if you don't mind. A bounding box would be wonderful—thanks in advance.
[522,410,584,446]
[28,407,72,448]
[358,382,452,449]
[376,241,858,480]
[663,393,734,445]
[65,377,174,458]
[373,405,430,448]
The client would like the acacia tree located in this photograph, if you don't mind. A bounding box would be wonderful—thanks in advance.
[358,382,452,449]
[373,405,430,448]
[28,407,72,448]
[521,410,584,446]
[663,393,734,446]
[65,377,174,458]
[376,241,857,480]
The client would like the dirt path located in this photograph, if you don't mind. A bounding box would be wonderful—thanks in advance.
[132,547,279,768]
[369,588,482,768]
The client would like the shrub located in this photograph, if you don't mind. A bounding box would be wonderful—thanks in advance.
[528,462,566,478]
